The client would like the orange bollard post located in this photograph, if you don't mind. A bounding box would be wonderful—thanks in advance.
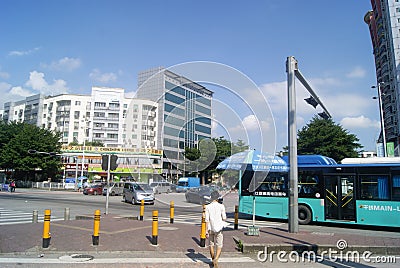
[170,201,174,224]
[140,199,145,221]
[92,209,101,245]
[152,210,158,245]
[42,209,51,248]
[200,213,206,247]
[234,205,239,230]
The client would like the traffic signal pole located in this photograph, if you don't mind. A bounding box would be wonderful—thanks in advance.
[105,154,111,215]
[286,56,299,234]
[286,56,331,234]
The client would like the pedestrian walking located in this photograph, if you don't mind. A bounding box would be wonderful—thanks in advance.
[205,191,226,268]
[10,180,16,192]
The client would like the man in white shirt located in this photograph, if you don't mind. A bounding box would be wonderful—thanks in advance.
[205,191,226,268]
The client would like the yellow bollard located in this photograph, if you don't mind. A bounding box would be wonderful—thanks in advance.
[234,205,239,230]
[42,209,51,248]
[170,201,174,224]
[152,210,158,245]
[92,209,101,245]
[140,199,145,221]
[200,213,206,247]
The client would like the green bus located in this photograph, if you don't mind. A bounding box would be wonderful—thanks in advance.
[239,155,400,227]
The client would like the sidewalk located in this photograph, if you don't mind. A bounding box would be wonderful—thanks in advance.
[1,213,399,256]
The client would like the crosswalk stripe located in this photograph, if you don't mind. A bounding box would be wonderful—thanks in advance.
[0,208,63,225]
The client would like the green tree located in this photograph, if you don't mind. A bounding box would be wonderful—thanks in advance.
[297,116,362,162]
[0,122,62,181]
[183,137,249,183]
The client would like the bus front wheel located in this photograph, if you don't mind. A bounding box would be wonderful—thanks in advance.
[298,205,312,225]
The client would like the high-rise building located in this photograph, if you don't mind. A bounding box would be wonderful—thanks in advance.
[136,67,213,179]
[365,0,400,155]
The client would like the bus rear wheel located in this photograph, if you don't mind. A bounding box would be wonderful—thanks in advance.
[298,205,312,225]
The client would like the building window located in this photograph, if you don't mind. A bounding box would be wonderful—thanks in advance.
[94,112,105,117]
[75,101,81,105]
[107,133,118,139]
[109,102,120,108]
[108,113,119,119]
[108,123,119,129]
[95,102,106,107]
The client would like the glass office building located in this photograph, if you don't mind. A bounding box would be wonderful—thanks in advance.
[137,67,213,180]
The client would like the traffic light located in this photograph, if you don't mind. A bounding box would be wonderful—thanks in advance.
[304,96,318,108]
[110,155,118,171]
[318,111,330,120]
[101,154,108,171]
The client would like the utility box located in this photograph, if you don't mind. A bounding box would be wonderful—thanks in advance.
[246,225,259,236]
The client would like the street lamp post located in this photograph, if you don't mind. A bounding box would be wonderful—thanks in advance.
[372,83,387,157]
[81,117,90,177]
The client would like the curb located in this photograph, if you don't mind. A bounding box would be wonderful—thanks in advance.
[232,236,400,255]
[241,244,400,255]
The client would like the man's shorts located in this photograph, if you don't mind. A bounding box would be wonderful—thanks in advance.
[209,230,223,248]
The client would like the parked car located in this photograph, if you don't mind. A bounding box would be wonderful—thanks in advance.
[123,182,155,205]
[102,181,124,196]
[83,184,103,195]
[185,186,221,205]
[149,181,174,194]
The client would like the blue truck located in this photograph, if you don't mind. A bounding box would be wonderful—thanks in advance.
[175,177,200,192]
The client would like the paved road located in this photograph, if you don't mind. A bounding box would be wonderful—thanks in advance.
[1,188,399,267]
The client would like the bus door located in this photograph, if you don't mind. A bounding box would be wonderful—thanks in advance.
[324,175,355,221]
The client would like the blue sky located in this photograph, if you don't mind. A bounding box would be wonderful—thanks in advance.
[0,1,380,153]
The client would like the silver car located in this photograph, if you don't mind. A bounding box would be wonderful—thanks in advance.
[102,182,124,196]
[122,182,155,205]
[149,181,174,194]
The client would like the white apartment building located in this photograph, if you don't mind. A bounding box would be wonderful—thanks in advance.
[2,87,158,149]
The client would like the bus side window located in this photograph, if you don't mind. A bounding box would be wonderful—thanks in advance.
[392,176,400,201]
[298,174,319,196]
[360,175,389,200]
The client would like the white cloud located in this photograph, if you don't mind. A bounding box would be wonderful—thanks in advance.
[24,71,68,95]
[0,82,36,108]
[89,69,117,83]
[41,57,82,71]
[346,66,366,78]
[0,82,11,92]
[340,115,379,129]
[8,47,40,56]
[242,115,259,130]
[9,86,33,97]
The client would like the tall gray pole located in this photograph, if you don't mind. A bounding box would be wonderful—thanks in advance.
[286,56,299,233]
[105,154,111,215]
[74,157,78,191]
[377,83,387,157]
